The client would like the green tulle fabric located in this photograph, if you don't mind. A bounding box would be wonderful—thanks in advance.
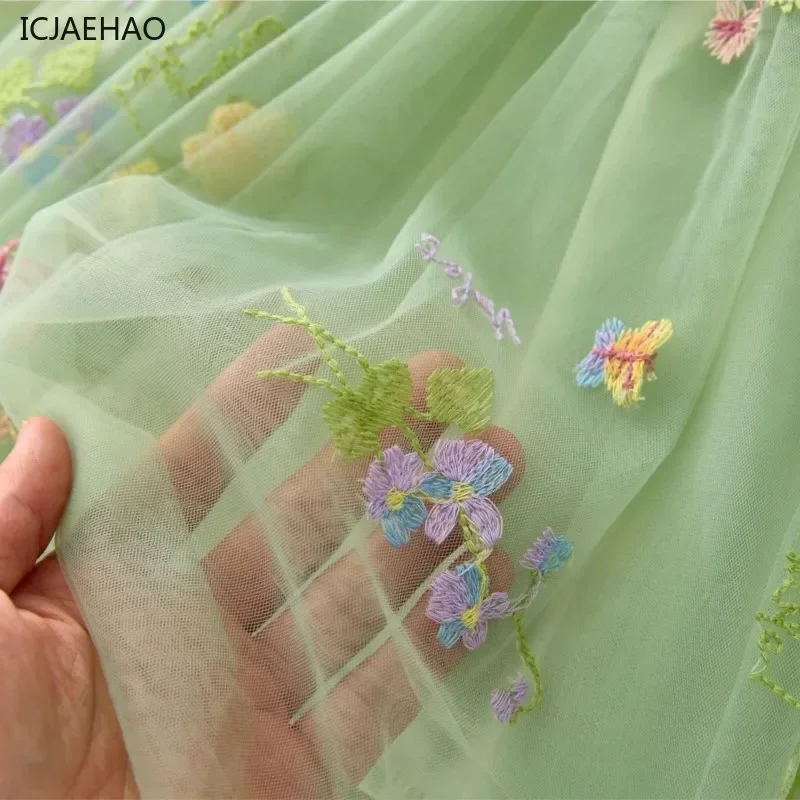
[1,1,800,797]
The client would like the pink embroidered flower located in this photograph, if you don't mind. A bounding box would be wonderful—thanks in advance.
[0,239,19,291]
[705,0,762,64]
[420,439,511,548]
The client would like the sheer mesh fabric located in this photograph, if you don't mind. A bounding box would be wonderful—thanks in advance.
[1,2,800,797]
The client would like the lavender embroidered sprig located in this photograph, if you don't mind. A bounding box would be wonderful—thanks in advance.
[417,233,521,345]
[248,286,569,724]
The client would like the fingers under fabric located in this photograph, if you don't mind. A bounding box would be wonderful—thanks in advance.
[298,552,514,792]
[160,324,317,527]
[264,350,464,581]
[0,419,72,594]
[203,350,463,634]
[252,425,526,716]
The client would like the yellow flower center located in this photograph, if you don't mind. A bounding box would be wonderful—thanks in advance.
[386,487,406,511]
[460,605,480,630]
[453,482,474,503]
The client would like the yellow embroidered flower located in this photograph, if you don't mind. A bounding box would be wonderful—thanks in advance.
[111,158,160,180]
[181,101,293,199]
[0,413,16,442]
[181,101,256,162]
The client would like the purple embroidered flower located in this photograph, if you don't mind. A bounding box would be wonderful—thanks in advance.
[1,113,49,164]
[53,96,86,127]
[520,528,573,578]
[490,676,529,723]
[426,563,511,649]
[420,439,511,548]
[364,446,428,548]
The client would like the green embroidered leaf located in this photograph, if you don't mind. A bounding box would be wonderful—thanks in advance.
[239,17,286,59]
[41,42,99,91]
[426,367,494,433]
[322,360,412,459]
[0,58,33,120]
[187,17,286,99]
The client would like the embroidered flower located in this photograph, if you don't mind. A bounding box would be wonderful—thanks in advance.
[490,676,529,723]
[420,439,511,548]
[576,318,673,407]
[521,528,573,578]
[705,0,762,64]
[1,113,49,163]
[111,157,160,180]
[364,446,429,548]
[0,238,19,291]
[575,318,625,389]
[0,413,16,441]
[53,95,84,123]
[182,102,292,199]
[182,102,257,166]
[426,563,511,649]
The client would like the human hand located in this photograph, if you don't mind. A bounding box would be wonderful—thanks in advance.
[2,327,524,799]
[0,419,133,799]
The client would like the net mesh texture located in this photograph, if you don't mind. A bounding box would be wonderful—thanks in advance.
[1,1,800,798]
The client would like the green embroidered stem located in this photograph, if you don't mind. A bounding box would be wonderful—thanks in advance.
[244,308,373,373]
[249,291,420,461]
[751,552,800,711]
[397,421,431,468]
[185,17,286,99]
[757,613,800,639]
[510,611,543,722]
[458,511,491,601]
[114,14,285,133]
[280,289,348,387]
[753,673,800,711]
[406,407,433,422]
[255,370,344,395]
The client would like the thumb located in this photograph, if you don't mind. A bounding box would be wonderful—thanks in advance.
[0,418,72,594]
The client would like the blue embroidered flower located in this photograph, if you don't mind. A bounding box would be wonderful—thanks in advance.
[575,317,625,389]
[520,528,573,578]
[10,99,115,187]
[426,563,511,649]
[364,446,429,548]
[420,439,512,548]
